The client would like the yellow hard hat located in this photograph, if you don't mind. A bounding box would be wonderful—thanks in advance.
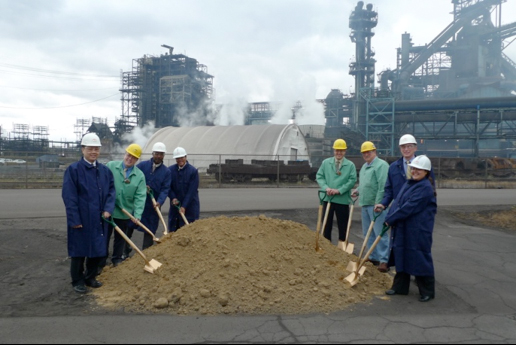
[333,139,348,150]
[361,141,377,153]
[126,143,142,159]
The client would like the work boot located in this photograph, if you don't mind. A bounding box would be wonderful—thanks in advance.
[378,262,389,273]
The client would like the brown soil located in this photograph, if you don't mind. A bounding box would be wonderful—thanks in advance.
[93,216,392,315]
[454,207,516,232]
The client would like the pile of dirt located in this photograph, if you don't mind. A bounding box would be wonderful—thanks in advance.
[93,216,392,315]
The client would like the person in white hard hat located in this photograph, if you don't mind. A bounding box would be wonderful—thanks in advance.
[168,147,200,231]
[129,142,172,250]
[384,155,437,302]
[375,134,435,214]
[62,133,116,294]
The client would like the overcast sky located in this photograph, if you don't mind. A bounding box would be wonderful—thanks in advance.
[1,0,516,141]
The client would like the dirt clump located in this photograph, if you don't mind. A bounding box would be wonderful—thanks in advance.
[93,215,392,315]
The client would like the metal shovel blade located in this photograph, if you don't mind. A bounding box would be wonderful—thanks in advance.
[144,259,162,274]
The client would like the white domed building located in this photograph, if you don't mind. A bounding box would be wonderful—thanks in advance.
[142,124,311,172]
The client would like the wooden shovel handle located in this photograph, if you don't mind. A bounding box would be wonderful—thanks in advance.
[357,219,374,260]
[356,235,382,272]
[320,201,332,236]
[112,223,151,265]
[179,211,190,225]
[344,204,354,247]
[315,204,324,250]
[151,196,168,235]
[120,208,157,240]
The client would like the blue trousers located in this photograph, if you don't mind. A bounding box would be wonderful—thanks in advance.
[361,206,390,263]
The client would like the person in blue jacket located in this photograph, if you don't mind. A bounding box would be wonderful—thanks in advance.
[384,155,437,302]
[168,147,200,231]
[62,133,116,294]
[375,134,435,213]
[132,142,171,249]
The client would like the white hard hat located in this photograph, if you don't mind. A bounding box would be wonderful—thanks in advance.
[152,142,167,153]
[409,155,432,171]
[173,147,187,159]
[81,133,102,147]
[399,134,417,146]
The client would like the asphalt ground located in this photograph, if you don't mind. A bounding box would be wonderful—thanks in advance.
[0,188,516,343]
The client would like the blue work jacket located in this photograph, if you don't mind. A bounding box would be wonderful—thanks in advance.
[137,159,172,232]
[62,158,116,258]
[168,162,200,231]
[380,156,436,207]
[385,178,437,276]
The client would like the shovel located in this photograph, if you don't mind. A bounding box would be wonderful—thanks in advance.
[346,210,383,273]
[174,202,190,226]
[316,194,334,251]
[102,216,162,274]
[315,191,326,251]
[120,208,161,243]
[345,224,390,286]
[148,189,168,235]
[338,197,358,254]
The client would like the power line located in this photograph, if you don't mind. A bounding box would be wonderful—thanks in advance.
[0,93,119,109]
[0,85,118,92]
[0,69,118,81]
[0,62,119,78]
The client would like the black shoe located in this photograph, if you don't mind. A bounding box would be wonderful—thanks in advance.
[85,280,103,288]
[73,285,87,294]
[385,289,409,296]
[419,295,434,302]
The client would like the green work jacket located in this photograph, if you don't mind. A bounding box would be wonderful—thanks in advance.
[357,157,389,207]
[316,157,357,205]
[106,161,147,220]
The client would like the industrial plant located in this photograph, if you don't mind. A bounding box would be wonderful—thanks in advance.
[2,0,516,165]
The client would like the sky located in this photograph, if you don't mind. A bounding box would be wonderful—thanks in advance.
[1,0,516,141]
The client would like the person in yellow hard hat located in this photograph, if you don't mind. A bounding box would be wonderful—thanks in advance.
[100,143,147,268]
[352,141,390,272]
[316,139,357,244]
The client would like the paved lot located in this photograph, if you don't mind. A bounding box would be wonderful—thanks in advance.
[2,188,516,217]
[1,189,516,343]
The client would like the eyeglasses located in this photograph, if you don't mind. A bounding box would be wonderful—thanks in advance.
[400,144,416,150]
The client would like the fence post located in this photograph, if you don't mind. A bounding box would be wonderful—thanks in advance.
[25,162,28,189]
[277,155,280,188]
[438,157,441,189]
[485,158,488,189]
[218,154,222,188]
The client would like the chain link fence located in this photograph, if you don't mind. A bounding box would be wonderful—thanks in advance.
[1,152,516,189]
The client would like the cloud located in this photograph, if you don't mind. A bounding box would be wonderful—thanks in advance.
[1,0,516,141]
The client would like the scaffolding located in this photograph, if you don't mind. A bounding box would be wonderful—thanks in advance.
[119,46,214,132]
[74,118,91,142]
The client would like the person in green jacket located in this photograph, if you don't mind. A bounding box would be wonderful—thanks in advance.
[316,139,357,243]
[100,143,147,268]
[352,141,390,272]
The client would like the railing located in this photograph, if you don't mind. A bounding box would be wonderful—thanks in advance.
[1,153,516,189]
